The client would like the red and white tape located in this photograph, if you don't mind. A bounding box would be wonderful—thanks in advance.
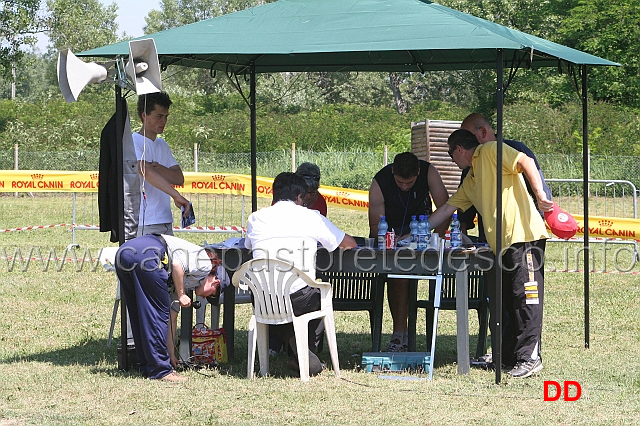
[551,269,640,275]
[174,225,246,232]
[3,256,81,262]
[3,223,71,233]
[72,224,99,230]
[4,224,246,233]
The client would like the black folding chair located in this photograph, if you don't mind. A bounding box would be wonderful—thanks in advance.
[318,271,385,352]
[417,270,489,359]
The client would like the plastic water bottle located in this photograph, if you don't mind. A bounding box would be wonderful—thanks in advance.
[378,215,388,250]
[450,213,462,248]
[424,214,432,247]
[417,215,427,250]
[409,215,418,249]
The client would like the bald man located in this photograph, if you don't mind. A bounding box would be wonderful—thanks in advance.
[458,113,551,241]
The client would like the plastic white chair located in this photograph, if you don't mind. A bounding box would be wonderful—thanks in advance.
[232,259,340,382]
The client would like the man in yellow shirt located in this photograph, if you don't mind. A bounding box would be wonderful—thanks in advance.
[428,129,553,378]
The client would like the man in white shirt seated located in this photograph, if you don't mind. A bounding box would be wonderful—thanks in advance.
[245,172,357,376]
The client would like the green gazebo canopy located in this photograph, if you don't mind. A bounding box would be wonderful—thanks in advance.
[80,0,617,72]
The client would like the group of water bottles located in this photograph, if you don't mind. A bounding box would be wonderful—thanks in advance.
[408,215,430,249]
[377,212,462,250]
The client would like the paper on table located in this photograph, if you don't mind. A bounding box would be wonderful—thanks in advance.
[222,237,245,248]
[203,237,245,250]
[396,236,411,247]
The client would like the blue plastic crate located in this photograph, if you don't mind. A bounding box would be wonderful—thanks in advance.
[361,352,431,373]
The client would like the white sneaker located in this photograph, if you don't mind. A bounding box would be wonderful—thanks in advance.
[507,358,543,378]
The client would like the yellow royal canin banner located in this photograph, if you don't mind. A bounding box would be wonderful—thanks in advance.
[0,170,100,192]
[5,170,638,239]
[569,215,640,241]
[181,172,369,211]
[0,170,370,212]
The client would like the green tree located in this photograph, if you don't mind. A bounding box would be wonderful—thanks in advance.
[0,52,56,100]
[442,0,574,39]
[433,0,581,112]
[558,0,640,108]
[44,0,121,101]
[46,0,119,52]
[144,0,270,34]
[144,1,274,96]
[0,0,42,89]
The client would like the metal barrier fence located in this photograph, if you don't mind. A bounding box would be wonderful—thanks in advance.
[546,179,638,219]
[2,148,395,191]
[4,149,640,192]
[545,178,639,262]
[70,192,247,247]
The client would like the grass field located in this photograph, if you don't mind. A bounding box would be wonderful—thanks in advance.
[1,194,640,425]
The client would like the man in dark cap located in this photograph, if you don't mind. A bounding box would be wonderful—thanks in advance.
[296,162,327,216]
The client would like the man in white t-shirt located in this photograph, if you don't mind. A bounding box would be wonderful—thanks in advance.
[133,91,190,236]
[131,92,192,357]
[245,172,357,376]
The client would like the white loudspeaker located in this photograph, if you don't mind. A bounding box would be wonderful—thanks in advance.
[126,39,162,95]
[57,49,110,102]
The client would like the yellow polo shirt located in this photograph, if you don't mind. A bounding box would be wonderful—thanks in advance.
[448,141,548,254]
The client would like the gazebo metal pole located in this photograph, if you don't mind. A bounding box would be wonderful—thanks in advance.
[494,49,504,384]
[582,65,590,349]
[250,63,258,212]
[115,86,128,370]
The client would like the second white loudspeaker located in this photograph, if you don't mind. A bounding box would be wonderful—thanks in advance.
[126,39,162,95]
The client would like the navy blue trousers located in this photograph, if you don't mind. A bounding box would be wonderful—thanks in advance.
[115,235,172,379]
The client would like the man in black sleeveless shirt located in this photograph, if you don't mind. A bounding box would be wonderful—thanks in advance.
[368,152,450,351]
